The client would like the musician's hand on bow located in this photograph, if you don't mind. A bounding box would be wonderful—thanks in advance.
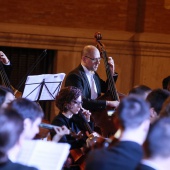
[86,131,101,147]
[0,51,10,65]
[81,107,91,122]
[86,131,101,138]
[52,125,70,142]
[106,100,119,108]
[108,56,115,74]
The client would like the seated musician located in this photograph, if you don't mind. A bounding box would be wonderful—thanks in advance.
[0,86,15,108]
[85,95,151,170]
[8,98,69,142]
[0,108,38,170]
[51,86,95,150]
[0,51,12,79]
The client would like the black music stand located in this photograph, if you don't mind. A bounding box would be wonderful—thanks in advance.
[22,73,65,102]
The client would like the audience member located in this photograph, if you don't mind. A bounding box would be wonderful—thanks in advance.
[159,96,170,117]
[85,95,150,170]
[0,108,38,170]
[128,85,152,99]
[162,75,170,91]
[146,88,170,123]
[113,85,152,139]
[137,117,170,170]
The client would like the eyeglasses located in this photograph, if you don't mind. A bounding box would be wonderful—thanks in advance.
[85,56,101,62]
[73,101,83,105]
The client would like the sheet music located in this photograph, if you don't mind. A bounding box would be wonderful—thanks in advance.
[22,73,65,101]
[15,140,70,170]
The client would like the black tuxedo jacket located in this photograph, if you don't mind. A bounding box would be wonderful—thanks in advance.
[3,64,12,78]
[65,64,118,111]
[85,141,143,170]
[0,64,12,85]
[0,159,38,170]
[136,164,156,170]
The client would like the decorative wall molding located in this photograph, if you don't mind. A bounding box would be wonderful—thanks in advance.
[0,23,170,58]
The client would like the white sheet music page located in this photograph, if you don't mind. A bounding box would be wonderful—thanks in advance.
[15,140,70,170]
[22,73,65,101]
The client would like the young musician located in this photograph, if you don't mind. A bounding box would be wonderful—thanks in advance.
[8,98,69,142]
[51,86,95,149]
[146,88,170,123]
[0,108,38,170]
[85,95,150,170]
[162,75,170,91]
[0,85,15,108]
[128,85,152,100]
[137,117,170,170]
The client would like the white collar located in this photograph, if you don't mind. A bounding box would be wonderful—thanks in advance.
[81,64,94,75]
[141,159,160,170]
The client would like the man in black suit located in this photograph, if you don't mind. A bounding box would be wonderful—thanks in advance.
[85,95,150,170]
[65,45,119,111]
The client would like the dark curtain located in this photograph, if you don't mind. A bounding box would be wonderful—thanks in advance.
[0,46,56,121]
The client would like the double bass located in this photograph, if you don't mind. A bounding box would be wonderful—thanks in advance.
[92,32,125,137]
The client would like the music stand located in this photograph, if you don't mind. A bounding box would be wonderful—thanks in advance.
[22,73,65,102]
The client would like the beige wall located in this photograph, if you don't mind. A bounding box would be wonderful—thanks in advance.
[0,23,170,93]
[1,0,170,120]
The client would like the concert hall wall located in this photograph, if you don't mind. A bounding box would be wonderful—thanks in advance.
[0,0,170,120]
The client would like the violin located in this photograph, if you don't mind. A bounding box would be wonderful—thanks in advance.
[35,121,84,140]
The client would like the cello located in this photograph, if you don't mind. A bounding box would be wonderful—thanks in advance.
[91,32,125,137]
